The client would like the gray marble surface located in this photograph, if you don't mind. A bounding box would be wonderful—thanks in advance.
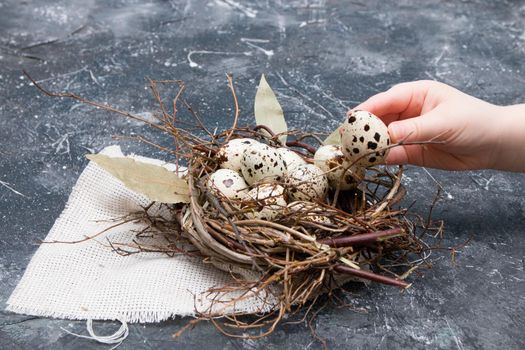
[1,0,525,349]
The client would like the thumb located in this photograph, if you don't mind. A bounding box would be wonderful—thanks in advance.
[385,114,443,165]
[388,118,424,143]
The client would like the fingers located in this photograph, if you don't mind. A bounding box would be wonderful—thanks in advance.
[387,108,452,142]
[353,80,457,168]
[384,145,410,165]
[384,112,450,166]
[352,81,435,124]
[388,117,426,143]
[384,118,427,166]
[386,144,465,170]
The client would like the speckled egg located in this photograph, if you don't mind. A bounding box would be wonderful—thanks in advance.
[240,143,286,185]
[206,169,248,200]
[277,147,306,172]
[314,145,365,190]
[340,110,390,167]
[217,138,260,172]
[287,201,332,224]
[244,184,286,220]
[287,164,329,201]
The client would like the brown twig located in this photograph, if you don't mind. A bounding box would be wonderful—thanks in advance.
[317,227,404,247]
[23,70,169,133]
[334,264,410,289]
[285,140,317,154]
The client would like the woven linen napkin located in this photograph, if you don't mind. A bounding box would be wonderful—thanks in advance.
[6,146,274,322]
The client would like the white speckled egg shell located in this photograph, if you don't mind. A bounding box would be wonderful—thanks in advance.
[207,169,248,199]
[217,138,260,172]
[287,164,328,201]
[340,110,390,167]
[244,184,286,220]
[287,201,332,224]
[314,144,364,190]
[277,148,307,172]
[240,144,286,185]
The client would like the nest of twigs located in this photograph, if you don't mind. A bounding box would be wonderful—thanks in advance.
[176,125,428,336]
[27,72,435,340]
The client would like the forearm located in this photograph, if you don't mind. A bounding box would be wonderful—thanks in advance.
[492,104,525,172]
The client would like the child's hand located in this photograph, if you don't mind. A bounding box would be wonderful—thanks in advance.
[353,80,525,172]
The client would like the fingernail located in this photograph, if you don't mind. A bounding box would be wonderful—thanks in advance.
[388,122,404,143]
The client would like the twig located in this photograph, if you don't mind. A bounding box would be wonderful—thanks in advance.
[334,264,410,289]
[317,228,404,247]
[41,217,137,244]
[286,140,316,154]
[24,70,169,133]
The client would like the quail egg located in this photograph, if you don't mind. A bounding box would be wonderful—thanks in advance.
[287,164,329,201]
[277,147,306,172]
[340,110,390,167]
[287,201,332,224]
[206,169,248,199]
[217,138,260,172]
[240,143,286,185]
[314,144,365,190]
[244,184,286,220]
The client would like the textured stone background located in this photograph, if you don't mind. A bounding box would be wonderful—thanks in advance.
[1,1,524,349]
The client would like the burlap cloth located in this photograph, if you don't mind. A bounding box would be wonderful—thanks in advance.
[6,146,275,322]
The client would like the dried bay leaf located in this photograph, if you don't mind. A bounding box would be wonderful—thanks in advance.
[87,154,190,204]
[254,74,288,144]
[324,125,342,145]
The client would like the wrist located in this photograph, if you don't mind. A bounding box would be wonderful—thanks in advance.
[491,104,525,172]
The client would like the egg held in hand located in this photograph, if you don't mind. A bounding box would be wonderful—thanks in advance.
[340,110,390,167]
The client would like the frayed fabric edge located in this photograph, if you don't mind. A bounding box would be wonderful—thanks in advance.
[4,303,197,323]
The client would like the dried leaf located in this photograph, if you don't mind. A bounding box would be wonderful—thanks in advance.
[87,154,190,204]
[254,74,288,144]
[324,125,342,145]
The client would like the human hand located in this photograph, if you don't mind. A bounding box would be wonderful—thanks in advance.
[352,80,525,172]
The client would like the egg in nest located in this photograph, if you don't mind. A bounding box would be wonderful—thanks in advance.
[206,169,249,199]
[243,184,286,220]
[287,164,329,201]
[314,144,365,190]
[217,138,260,172]
[240,143,287,185]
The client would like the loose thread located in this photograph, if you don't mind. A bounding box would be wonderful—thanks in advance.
[60,318,129,349]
